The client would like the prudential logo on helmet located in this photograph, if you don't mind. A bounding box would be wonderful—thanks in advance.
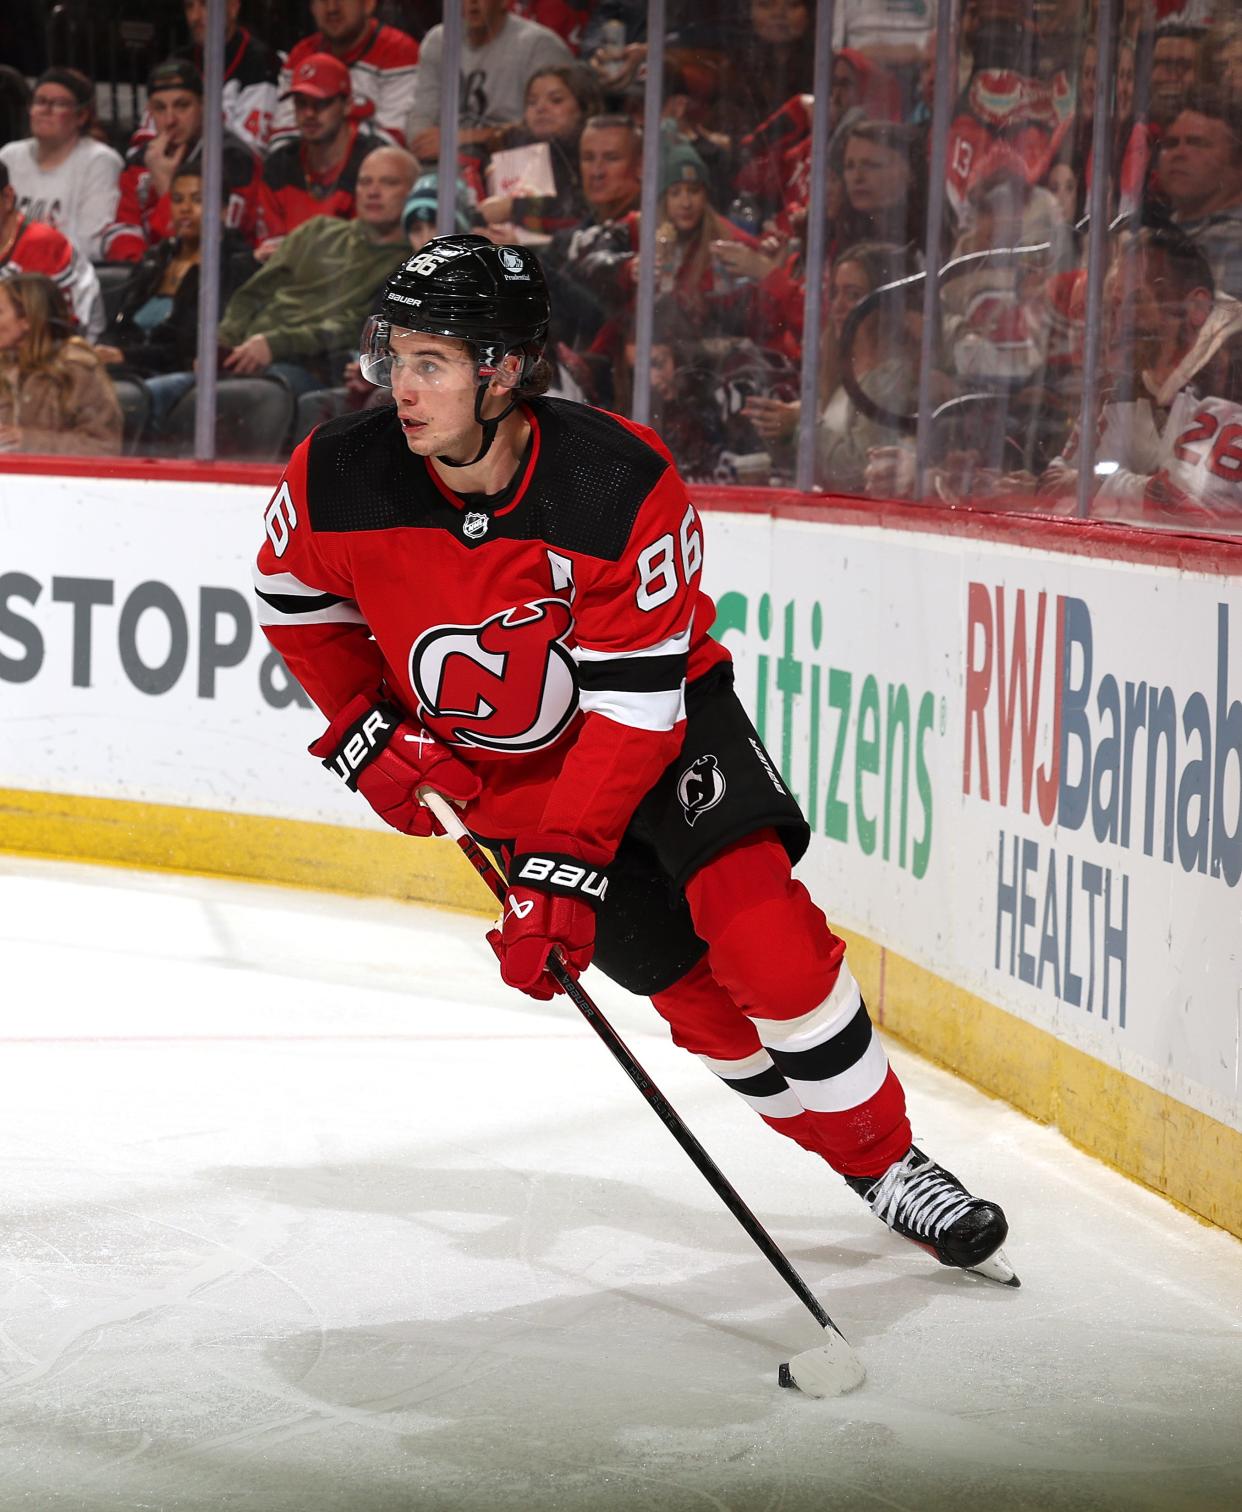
[499,247,529,280]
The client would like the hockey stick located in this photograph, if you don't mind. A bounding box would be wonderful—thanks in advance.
[419,787,865,1398]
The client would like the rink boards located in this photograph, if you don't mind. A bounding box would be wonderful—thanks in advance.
[1,461,1240,1236]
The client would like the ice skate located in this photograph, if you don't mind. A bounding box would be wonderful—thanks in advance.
[845,1146,1020,1286]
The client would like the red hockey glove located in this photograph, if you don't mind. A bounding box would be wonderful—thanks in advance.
[486,835,610,1000]
[309,693,480,837]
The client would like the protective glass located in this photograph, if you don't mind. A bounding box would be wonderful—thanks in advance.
[359,317,495,390]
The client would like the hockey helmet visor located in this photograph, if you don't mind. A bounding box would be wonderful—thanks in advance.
[360,234,549,388]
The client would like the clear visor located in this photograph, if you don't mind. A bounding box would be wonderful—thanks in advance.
[359,316,499,391]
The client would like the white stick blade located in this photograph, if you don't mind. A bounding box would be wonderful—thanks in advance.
[785,1328,866,1397]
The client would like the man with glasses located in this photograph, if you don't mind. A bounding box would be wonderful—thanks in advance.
[0,68,122,259]
[257,53,384,257]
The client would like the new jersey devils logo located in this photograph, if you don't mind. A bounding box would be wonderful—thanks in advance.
[677,754,726,826]
[409,599,578,752]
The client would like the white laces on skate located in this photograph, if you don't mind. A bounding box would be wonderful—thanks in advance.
[865,1150,976,1239]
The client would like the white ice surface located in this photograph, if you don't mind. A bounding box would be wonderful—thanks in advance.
[0,855,1239,1512]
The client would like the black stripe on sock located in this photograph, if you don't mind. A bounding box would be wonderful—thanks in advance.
[716,1064,790,1100]
[768,1003,873,1084]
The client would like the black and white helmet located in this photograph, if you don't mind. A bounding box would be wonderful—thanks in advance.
[361,234,550,388]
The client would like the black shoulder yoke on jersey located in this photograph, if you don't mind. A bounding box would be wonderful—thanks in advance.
[303,397,670,562]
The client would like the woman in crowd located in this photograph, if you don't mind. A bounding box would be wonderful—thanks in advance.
[744,240,921,491]
[478,64,601,239]
[95,167,254,383]
[0,68,122,259]
[837,120,925,253]
[0,272,121,455]
[653,142,757,332]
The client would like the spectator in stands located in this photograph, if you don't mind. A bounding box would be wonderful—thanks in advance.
[101,60,263,263]
[94,167,254,381]
[179,0,279,157]
[408,0,574,164]
[745,241,920,492]
[833,0,935,77]
[1038,218,1242,512]
[611,301,725,479]
[0,69,122,260]
[653,142,758,332]
[0,160,104,340]
[543,113,643,347]
[274,0,420,149]
[257,53,384,256]
[0,273,121,455]
[1215,20,1242,108]
[511,1,592,53]
[837,120,924,251]
[403,171,479,252]
[715,0,817,147]
[1157,89,1242,299]
[478,64,600,239]
[1150,24,1204,128]
[143,145,417,428]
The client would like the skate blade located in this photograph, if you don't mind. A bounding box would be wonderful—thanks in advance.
[966,1246,1020,1287]
[778,1327,866,1397]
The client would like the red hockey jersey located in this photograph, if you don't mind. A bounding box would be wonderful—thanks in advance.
[253,398,729,852]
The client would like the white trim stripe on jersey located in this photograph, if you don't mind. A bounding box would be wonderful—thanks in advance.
[578,683,686,731]
[251,562,367,628]
[573,626,693,663]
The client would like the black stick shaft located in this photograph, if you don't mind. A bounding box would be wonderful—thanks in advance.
[448,825,841,1338]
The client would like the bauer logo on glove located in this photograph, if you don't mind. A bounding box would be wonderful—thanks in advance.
[513,853,609,903]
[309,692,480,837]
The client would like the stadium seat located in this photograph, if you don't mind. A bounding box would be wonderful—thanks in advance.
[110,374,152,455]
[92,263,140,326]
[163,376,297,461]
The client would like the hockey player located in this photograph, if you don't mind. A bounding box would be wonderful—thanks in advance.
[253,235,1016,1283]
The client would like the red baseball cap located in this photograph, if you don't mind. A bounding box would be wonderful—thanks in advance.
[280,53,351,101]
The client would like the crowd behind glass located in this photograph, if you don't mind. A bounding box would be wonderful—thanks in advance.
[2,0,1242,531]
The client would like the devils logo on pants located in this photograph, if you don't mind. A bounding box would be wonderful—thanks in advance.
[409,598,578,751]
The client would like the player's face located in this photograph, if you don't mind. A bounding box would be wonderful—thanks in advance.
[388,331,490,455]
[149,89,203,145]
[524,75,581,141]
[0,284,30,353]
[665,180,707,233]
[312,0,376,45]
[293,91,349,143]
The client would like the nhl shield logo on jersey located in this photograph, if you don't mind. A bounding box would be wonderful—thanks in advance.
[409,598,578,752]
[462,511,489,540]
[677,754,726,826]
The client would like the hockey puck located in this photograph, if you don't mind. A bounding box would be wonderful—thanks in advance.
[777,1362,794,1389]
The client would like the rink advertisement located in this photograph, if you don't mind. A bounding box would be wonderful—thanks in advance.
[2,467,1240,1175]
[700,512,1242,1141]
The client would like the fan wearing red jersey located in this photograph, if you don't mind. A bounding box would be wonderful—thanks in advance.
[252,236,1017,1284]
